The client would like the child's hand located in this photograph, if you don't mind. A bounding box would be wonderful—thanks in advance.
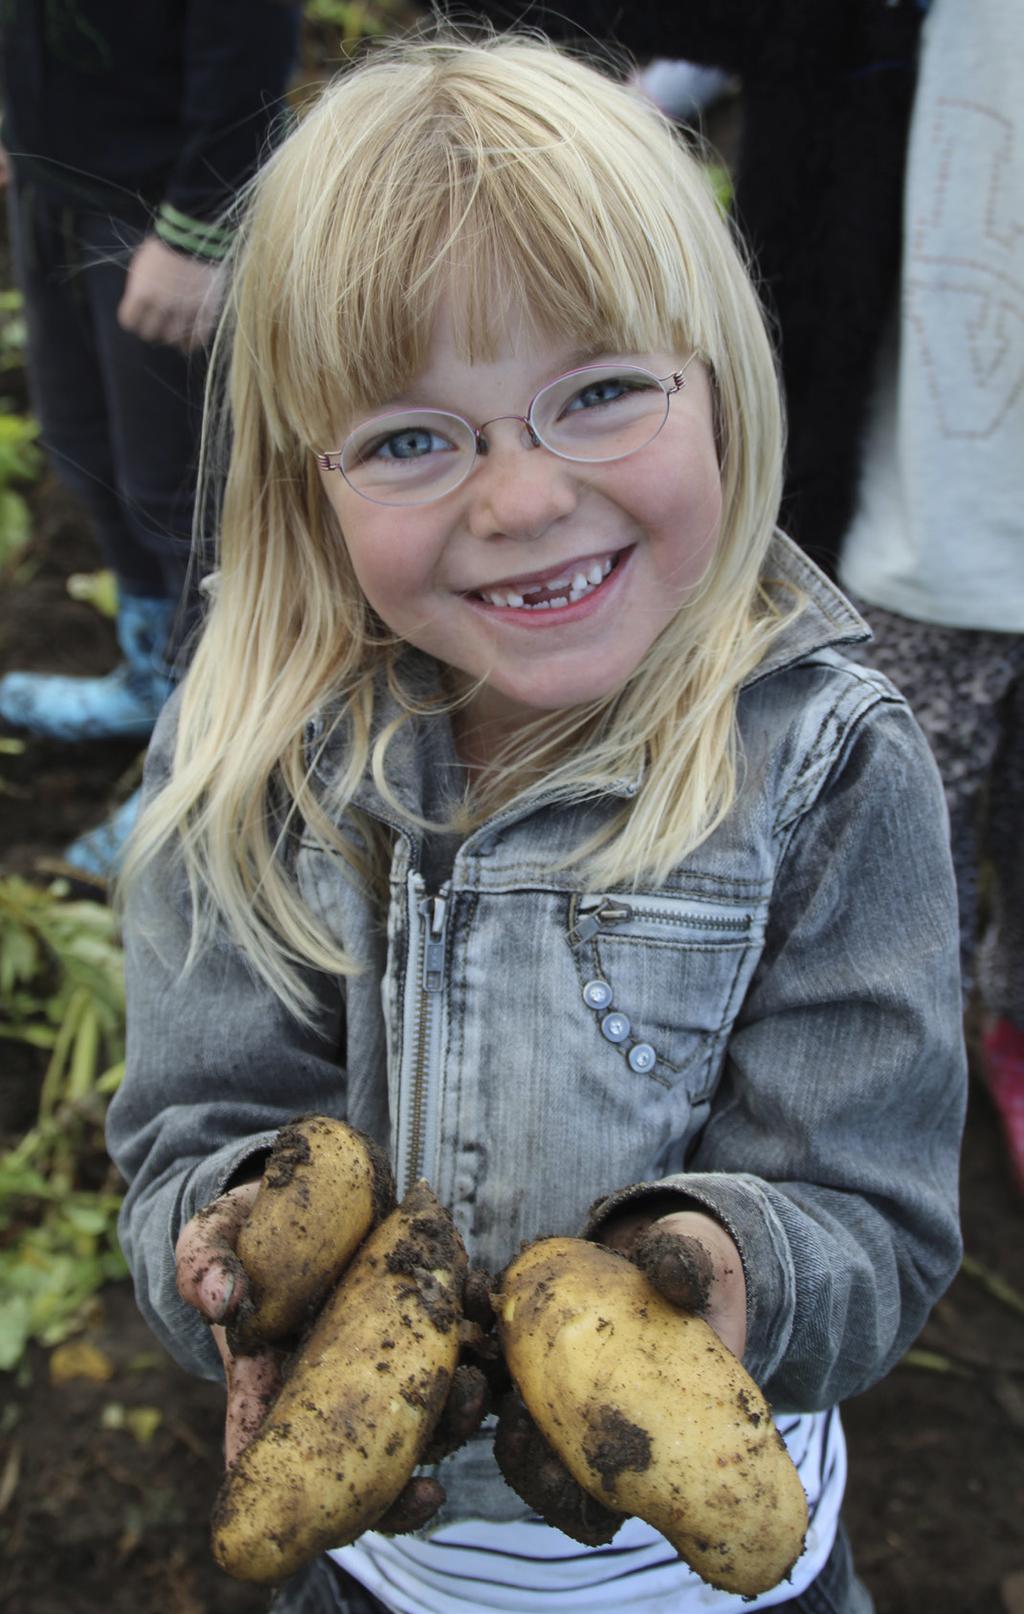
[176,1181,491,1534]
[494,1389,627,1545]
[494,1204,747,1541]
[599,1201,748,1359]
[175,1181,285,1467]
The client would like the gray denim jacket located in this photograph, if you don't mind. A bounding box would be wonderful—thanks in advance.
[107,535,966,1528]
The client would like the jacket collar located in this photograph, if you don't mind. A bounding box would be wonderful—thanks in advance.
[743,531,870,689]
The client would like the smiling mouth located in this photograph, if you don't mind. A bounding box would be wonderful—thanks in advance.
[470,551,625,612]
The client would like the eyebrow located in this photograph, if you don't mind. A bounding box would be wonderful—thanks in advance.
[381,347,623,412]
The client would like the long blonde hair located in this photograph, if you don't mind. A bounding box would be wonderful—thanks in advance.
[122,32,795,1018]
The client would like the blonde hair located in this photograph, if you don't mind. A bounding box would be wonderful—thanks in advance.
[122,32,796,1017]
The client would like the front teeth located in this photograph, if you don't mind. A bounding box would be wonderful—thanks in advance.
[483,556,614,610]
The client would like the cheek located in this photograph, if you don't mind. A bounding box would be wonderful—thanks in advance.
[327,496,441,629]
[355,538,472,661]
[615,440,723,568]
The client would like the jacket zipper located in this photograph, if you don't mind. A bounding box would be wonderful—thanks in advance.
[568,899,633,947]
[399,879,449,1195]
[570,896,749,945]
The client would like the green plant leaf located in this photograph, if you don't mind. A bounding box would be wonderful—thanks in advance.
[0,1297,32,1372]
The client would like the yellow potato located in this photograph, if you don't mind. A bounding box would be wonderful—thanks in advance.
[496,1236,808,1597]
[230,1114,394,1351]
[212,1181,467,1584]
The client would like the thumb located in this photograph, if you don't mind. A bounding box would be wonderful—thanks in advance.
[632,1224,716,1313]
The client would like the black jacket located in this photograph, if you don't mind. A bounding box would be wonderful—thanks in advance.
[0,0,300,255]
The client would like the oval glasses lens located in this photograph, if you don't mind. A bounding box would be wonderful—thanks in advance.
[340,410,476,506]
[533,366,669,463]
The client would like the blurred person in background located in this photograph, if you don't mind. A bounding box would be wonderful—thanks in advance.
[0,0,300,877]
[836,0,1024,1195]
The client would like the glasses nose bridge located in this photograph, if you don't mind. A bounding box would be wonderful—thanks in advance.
[474,412,542,455]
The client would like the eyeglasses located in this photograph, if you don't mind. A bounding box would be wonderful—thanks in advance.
[315,354,700,507]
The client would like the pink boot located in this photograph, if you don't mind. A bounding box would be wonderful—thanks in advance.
[980,1018,1024,1197]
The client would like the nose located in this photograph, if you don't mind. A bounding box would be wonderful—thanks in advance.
[465,417,578,541]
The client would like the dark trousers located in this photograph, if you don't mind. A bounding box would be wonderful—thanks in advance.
[6,176,208,666]
[270,1519,872,1614]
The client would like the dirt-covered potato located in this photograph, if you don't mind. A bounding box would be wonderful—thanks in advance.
[229,1114,394,1353]
[495,1236,808,1597]
[212,1181,467,1584]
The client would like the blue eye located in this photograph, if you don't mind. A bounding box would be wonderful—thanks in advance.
[562,375,656,415]
[369,426,454,462]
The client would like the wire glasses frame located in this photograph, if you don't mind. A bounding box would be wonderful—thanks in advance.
[314,352,702,507]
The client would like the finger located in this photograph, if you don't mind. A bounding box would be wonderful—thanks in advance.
[374,1475,446,1535]
[217,1327,284,1469]
[635,1214,747,1358]
[462,1267,496,1330]
[421,1363,490,1463]
[632,1227,715,1314]
[115,294,153,341]
[175,1182,260,1321]
[493,1392,625,1547]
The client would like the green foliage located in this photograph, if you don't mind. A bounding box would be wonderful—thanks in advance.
[305,0,385,33]
[303,0,416,45]
[0,877,127,1370]
[0,1162,126,1371]
[0,287,28,372]
[66,567,119,619]
[705,162,735,214]
[0,401,42,573]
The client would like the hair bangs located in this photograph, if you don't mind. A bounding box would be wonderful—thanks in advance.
[231,38,722,461]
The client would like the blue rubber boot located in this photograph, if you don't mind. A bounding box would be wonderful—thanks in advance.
[0,595,174,741]
[62,788,142,883]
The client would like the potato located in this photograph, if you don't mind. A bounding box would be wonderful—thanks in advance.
[495,1236,808,1598]
[229,1114,394,1352]
[212,1181,467,1584]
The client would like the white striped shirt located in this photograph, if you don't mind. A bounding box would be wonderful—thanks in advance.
[331,1408,845,1612]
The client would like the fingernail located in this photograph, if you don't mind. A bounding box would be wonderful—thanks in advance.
[203,1270,235,1322]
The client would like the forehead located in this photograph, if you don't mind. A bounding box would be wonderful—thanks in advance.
[379,281,667,405]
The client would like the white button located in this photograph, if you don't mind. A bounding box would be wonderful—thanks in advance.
[583,979,613,1011]
[601,1011,631,1043]
[628,1042,657,1073]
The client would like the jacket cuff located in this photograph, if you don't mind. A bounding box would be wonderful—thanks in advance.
[154,201,233,261]
[180,1132,280,1223]
[583,1171,796,1387]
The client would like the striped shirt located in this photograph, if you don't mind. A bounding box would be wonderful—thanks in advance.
[331,1408,845,1612]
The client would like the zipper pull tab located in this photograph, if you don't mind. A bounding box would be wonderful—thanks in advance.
[569,912,602,947]
[419,895,448,992]
[569,898,634,948]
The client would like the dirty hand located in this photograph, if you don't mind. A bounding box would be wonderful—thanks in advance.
[493,1199,747,1540]
[599,1197,747,1359]
[116,235,222,351]
[175,1182,490,1531]
[175,1180,283,1468]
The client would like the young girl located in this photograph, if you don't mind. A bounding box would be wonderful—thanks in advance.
[106,34,966,1614]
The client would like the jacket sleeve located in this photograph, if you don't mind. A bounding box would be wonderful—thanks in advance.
[152,0,301,261]
[105,696,347,1382]
[589,693,966,1412]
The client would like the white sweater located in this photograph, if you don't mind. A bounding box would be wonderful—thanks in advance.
[839,0,1024,631]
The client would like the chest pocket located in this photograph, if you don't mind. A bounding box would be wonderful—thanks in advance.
[566,891,766,1100]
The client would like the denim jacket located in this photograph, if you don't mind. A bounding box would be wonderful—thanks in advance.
[107,535,966,1528]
